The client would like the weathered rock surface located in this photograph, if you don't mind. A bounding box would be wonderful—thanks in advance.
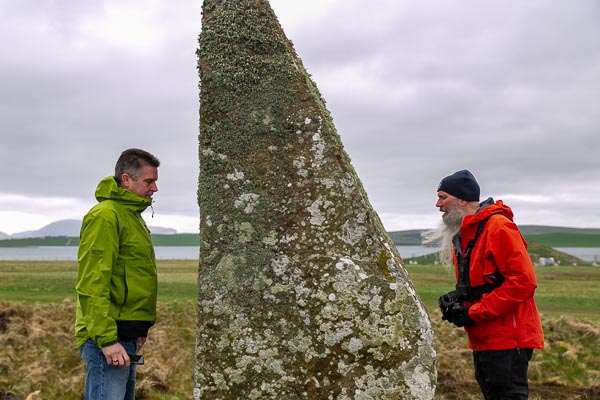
[195,1,436,398]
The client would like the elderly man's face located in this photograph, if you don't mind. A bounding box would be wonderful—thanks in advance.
[436,191,464,228]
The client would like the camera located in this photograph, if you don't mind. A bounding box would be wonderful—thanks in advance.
[438,291,462,321]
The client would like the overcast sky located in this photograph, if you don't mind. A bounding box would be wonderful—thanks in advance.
[1,0,599,235]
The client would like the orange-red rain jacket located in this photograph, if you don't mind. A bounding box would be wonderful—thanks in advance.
[455,199,544,351]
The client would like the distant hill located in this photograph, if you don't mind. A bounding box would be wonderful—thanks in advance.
[404,240,590,266]
[0,221,597,249]
[0,233,199,248]
[387,230,424,245]
[6,219,177,239]
[518,226,600,247]
[388,226,600,247]
[11,219,83,239]
[518,225,600,235]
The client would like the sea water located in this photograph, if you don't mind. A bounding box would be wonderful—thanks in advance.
[0,246,598,262]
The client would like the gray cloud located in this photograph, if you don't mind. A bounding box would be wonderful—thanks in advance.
[275,0,600,224]
[1,0,599,234]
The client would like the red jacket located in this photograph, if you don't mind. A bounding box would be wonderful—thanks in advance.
[454,199,544,351]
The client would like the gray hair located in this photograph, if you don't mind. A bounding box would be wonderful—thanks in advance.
[114,148,160,185]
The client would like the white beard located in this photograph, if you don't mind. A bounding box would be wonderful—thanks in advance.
[422,206,465,267]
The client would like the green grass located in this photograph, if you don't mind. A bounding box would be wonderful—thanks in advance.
[0,261,78,302]
[405,265,600,320]
[0,260,198,303]
[151,234,199,246]
[0,236,78,247]
[2,261,599,319]
[1,261,599,399]
[154,260,199,301]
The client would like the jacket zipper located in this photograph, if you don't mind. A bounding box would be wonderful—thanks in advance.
[512,311,519,349]
[119,267,129,317]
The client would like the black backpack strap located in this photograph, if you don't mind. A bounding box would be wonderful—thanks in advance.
[468,271,505,300]
[456,213,504,301]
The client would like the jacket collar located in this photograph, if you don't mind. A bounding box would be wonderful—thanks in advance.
[94,176,152,213]
[455,198,514,253]
[461,197,513,232]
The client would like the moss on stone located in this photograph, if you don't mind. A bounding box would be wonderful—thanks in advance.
[196,0,436,399]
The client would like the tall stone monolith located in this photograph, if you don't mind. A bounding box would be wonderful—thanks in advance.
[195,1,436,398]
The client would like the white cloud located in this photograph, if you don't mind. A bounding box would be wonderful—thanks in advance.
[0,193,92,235]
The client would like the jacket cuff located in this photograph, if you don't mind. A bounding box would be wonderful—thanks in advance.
[98,338,119,348]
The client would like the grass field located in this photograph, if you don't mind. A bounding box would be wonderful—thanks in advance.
[1,260,599,399]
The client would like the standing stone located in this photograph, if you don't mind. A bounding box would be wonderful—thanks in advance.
[195,1,436,399]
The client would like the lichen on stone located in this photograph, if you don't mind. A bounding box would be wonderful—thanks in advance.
[196,0,436,398]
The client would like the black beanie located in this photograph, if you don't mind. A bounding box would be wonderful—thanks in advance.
[437,169,480,201]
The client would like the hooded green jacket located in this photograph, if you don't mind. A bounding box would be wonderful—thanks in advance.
[75,176,157,348]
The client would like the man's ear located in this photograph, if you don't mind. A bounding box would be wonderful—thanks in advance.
[457,199,470,210]
[120,173,131,189]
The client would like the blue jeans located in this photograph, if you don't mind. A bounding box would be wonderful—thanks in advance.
[80,339,138,400]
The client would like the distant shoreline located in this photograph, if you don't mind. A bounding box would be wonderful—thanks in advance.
[0,244,598,264]
[1,226,600,248]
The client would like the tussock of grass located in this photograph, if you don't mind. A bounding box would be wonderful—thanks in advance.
[1,300,600,399]
[430,311,600,400]
[0,300,196,400]
[0,300,84,399]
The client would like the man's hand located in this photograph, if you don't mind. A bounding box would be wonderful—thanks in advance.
[439,293,475,327]
[449,305,475,327]
[438,293,458,322]
[101,342,130,367]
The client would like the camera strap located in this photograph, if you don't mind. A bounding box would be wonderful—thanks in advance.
[456,213,505,301]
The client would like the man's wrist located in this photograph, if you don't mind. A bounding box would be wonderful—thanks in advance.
[99,338,119,348]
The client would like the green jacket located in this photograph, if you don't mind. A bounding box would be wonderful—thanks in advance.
[75,176,157,348]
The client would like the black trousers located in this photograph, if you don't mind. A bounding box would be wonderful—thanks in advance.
[473,348,533,400]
